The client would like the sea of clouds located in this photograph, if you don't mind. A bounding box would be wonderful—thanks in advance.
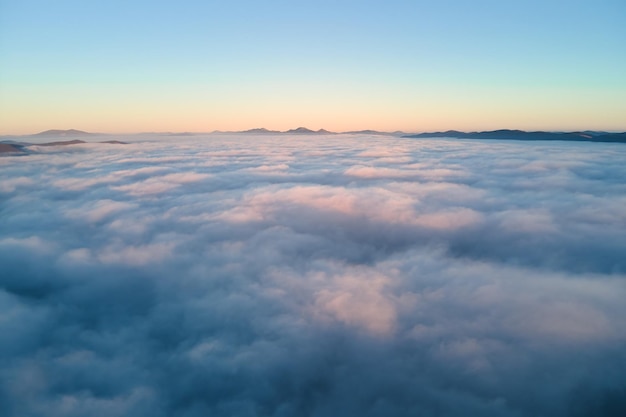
[1,134,625,417]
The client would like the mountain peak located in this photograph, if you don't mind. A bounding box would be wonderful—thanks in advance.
[241,128,280,134]
[284,127,335,135]
[33,129,92,137]
[286,127,315,134]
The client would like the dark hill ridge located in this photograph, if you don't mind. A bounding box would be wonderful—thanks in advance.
[35,140,127,146]
[0,139,127,156]
[38,139,87,146]
[0,143,23,154]
[404,129,626,143]
[100,140,128,145]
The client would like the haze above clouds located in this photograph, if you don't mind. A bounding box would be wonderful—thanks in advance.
[1,134,626,416]
[2,1,625,133]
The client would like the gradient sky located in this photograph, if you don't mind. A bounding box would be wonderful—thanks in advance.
[1,0,625,134]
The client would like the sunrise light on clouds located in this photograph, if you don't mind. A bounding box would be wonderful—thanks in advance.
[1,1,626,416]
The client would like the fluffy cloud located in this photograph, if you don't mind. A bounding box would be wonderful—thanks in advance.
[1,135,625,416]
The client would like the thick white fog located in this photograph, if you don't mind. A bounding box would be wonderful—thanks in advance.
[1,134,625,416]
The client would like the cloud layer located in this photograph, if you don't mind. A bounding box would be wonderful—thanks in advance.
[1,135,626,416]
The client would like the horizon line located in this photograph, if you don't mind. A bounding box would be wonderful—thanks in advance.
[4,126,626,137]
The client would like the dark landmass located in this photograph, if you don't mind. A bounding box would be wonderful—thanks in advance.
[404,129,626,143]
[0,140,31,147]
[38,139,87,146]
[0,139,128,156]
[36,139,127,146]
[581,130,610,136]
[0,143,24,154]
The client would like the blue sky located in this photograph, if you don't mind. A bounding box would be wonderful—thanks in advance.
[1,0,625,133]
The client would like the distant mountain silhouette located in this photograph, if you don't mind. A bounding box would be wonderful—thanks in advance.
[580,130,609,136]
[232,127,336,135]
[286,127,315,134]
[32,129,93,137]
[241,128,282,134]
[404,129,626,143]
[285,127,334,135]
[7,128,624,143]
[344,130,406,136]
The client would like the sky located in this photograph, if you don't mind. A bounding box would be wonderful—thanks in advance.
[1,135,626,416]
[1,0,625,134]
